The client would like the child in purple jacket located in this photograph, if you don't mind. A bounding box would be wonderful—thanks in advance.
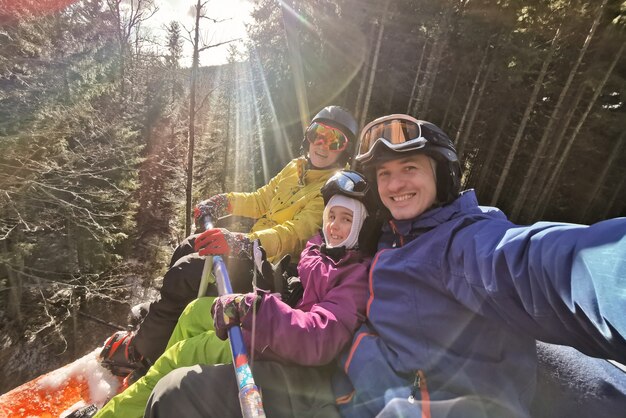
[94,170,378,418]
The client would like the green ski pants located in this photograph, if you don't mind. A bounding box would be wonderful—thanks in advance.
[94,297,231,418]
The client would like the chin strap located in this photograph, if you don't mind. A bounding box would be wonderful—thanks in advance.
[320,243,347,261]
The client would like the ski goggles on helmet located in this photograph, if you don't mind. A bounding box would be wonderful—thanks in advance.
[356,114,429,164]
[321,170,370,205]
[305,122,349,151]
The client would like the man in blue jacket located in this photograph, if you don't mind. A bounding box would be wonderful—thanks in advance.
[332,114,626,418]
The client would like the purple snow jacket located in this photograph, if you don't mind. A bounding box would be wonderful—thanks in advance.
[241,233,371,366]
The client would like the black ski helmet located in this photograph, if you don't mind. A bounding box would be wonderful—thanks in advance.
[355,114,461,204]
[320,170,381,254]
[321,170,377,209]
[302,106,358,164]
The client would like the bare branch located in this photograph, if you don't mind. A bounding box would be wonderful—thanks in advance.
[181,23,194,45]
[198,38,242,53]
[195,85,221,113]
[200,16,231,24]
[0,224,17,241]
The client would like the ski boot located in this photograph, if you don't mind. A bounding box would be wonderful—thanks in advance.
[99,330,149,378]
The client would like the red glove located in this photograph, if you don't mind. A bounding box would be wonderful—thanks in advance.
[194,228,252,257]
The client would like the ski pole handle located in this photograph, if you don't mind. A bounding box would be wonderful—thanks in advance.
[213,256,266,417]
[201,216,214,233]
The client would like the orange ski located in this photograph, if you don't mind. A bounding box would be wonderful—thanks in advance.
[0,349,123,418]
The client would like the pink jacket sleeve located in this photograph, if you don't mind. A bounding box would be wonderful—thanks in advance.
[241,257,370,366]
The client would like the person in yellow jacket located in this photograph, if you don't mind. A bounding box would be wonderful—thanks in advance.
[194,155,339,264]
[98,106,359,378]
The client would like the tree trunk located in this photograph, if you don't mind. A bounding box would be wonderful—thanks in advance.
[354,23,376,121]
[66,218,79,356]
[475,107,510,194]
[455,41,490,147]
[581,131,625,222]
[280,0,310,132]
[185,0,202,236]
[386,85,396,112]
[222,103,232,191]
[412,7,450,117]
[441,66,461,130]
[108,0,127,96]
[601,167,626,220]
[457,59,493,160]
[510,0,608,221]
[2,238,22,324]
[527,85,585,221]
[359,0,390,128]
[490,26,561,206]
[406,39,429,114]
[534,42,624,219]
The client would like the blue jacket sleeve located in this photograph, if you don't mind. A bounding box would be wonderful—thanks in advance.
[445,216,626,363]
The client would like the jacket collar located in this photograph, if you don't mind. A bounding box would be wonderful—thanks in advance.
[384,190,479,242]
[296,157,340,186]
[310,232,364,264]
[320,243,347,261]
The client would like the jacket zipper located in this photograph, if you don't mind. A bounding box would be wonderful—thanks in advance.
[389,220,405,247]
[408,370,431,418]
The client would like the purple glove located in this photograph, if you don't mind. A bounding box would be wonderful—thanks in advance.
[211,293,262,340]
[194,194,230,225]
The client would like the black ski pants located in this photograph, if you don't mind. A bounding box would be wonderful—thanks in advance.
[144,361,341,418]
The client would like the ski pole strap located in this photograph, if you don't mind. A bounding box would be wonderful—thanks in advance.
[213,255,266,417]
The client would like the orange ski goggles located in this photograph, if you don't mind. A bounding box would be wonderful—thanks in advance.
[305,122,349,152]
[356,114,428,164]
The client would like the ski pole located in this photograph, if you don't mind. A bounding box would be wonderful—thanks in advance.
[197,217,215,298]
[213,256,265,417]
[200,217,265,417]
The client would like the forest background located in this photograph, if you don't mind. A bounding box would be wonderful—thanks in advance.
[1,0,624,392]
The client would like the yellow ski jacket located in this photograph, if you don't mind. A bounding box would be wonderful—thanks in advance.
[227,157,339,262]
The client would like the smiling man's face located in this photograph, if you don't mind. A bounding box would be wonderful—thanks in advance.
[376,154,437,220]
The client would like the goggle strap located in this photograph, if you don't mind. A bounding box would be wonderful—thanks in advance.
[356,137,428,163]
